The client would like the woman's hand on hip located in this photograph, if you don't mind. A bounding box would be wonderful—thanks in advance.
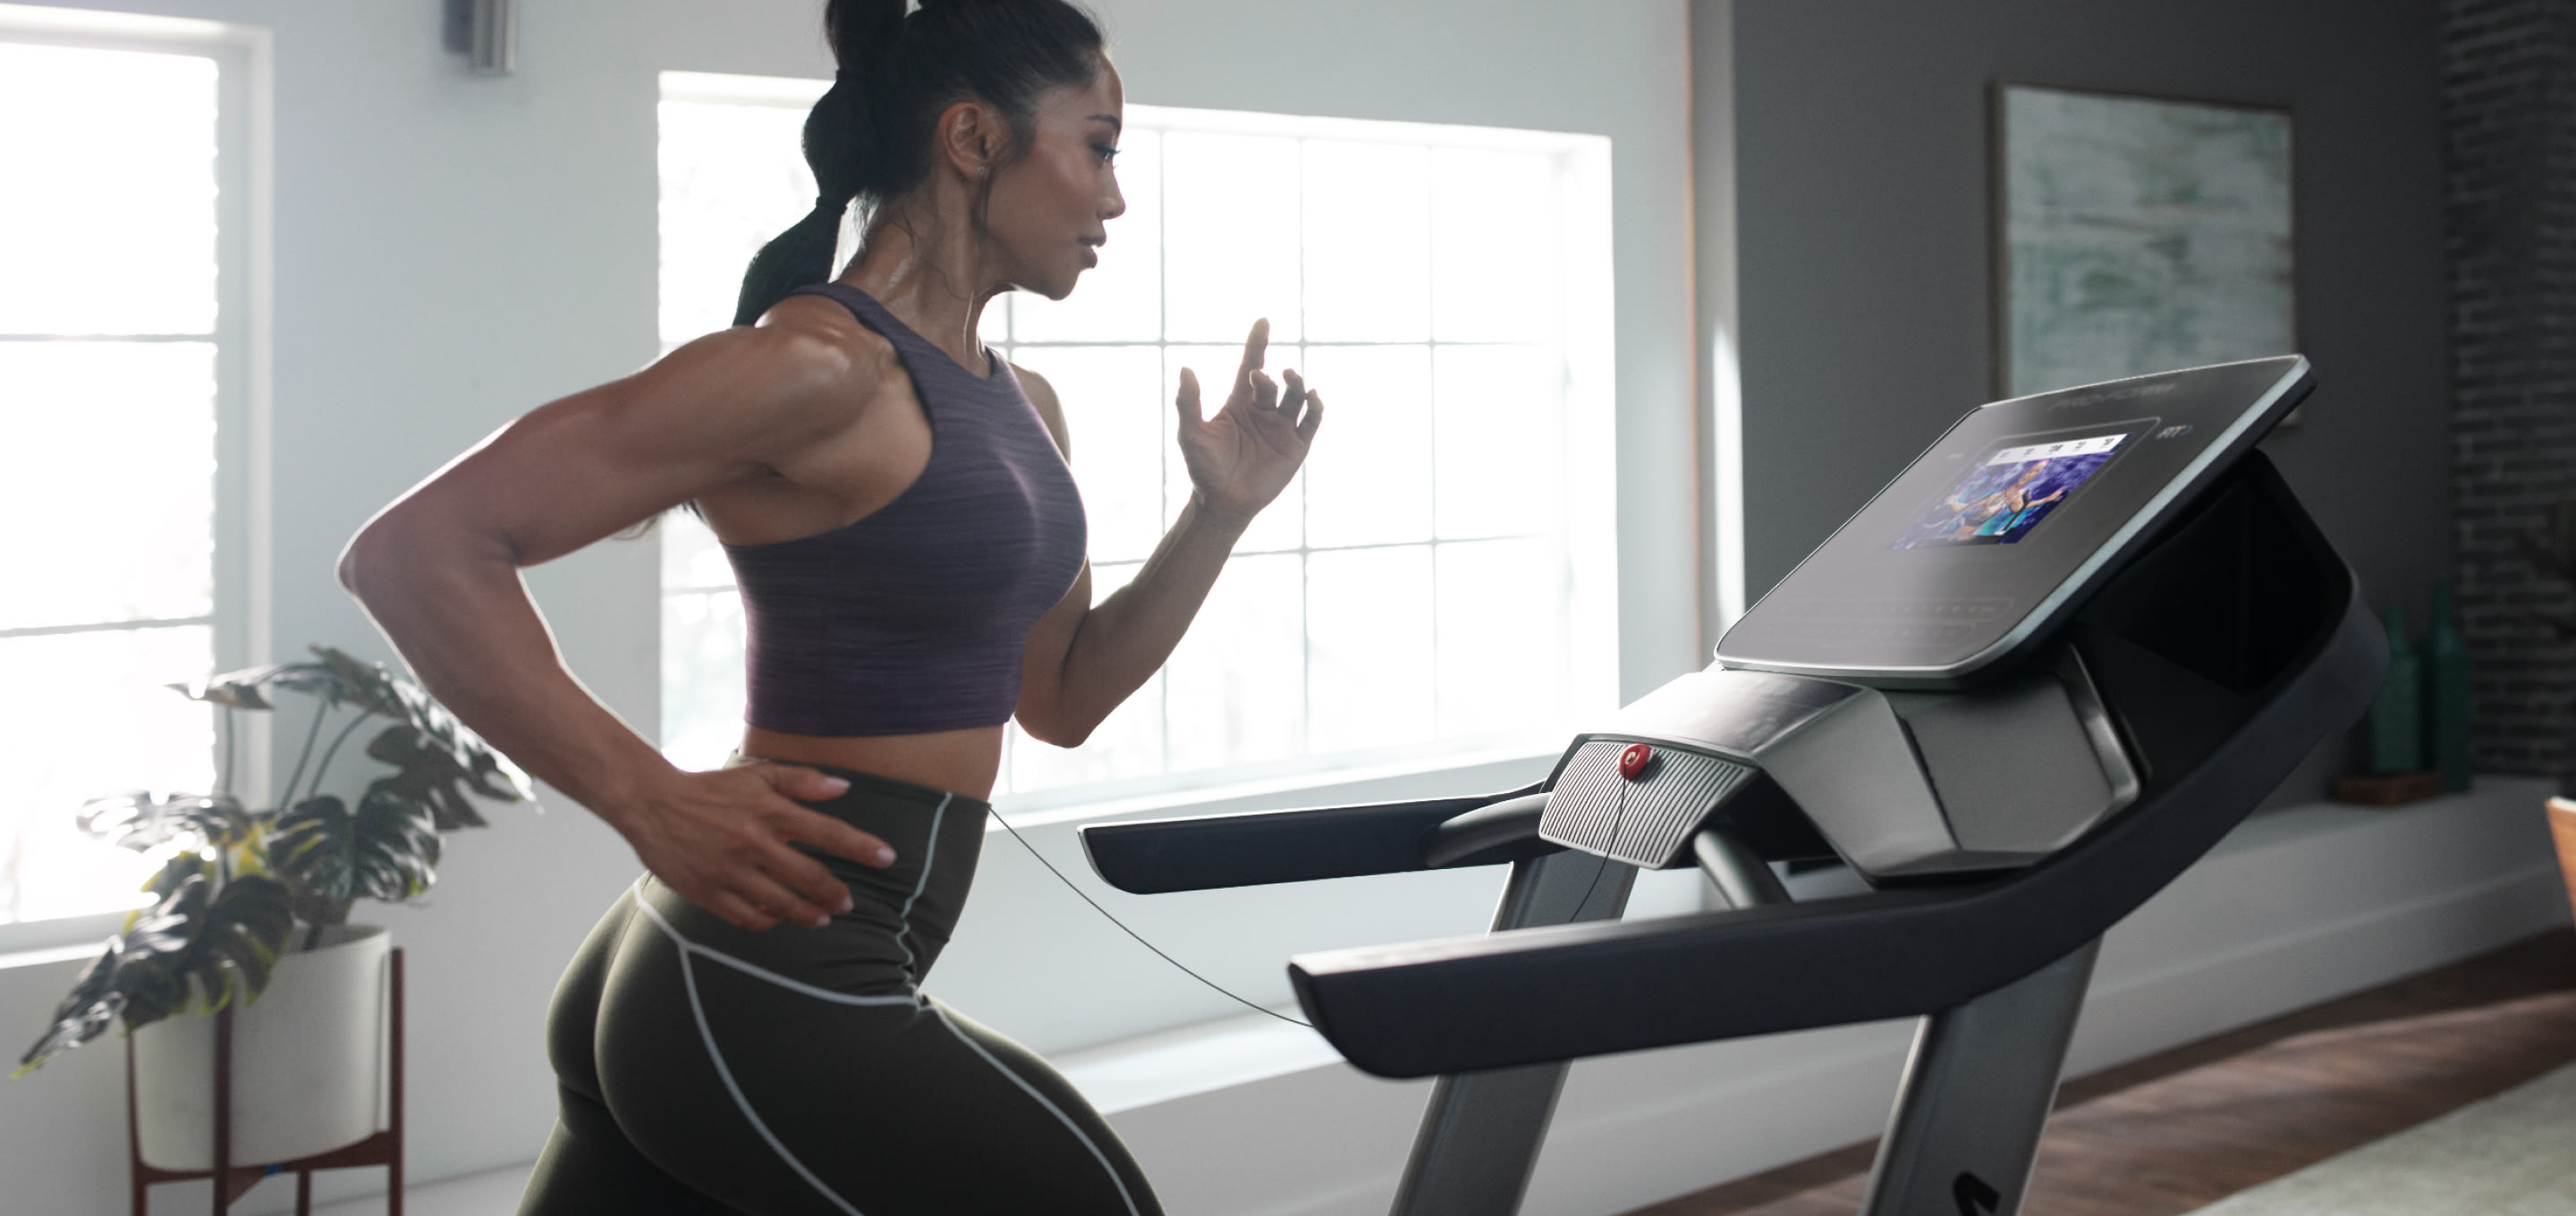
[618,764,895,932]
[1175,317,1323,526]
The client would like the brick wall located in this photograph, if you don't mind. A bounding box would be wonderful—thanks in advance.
[2445,0,2576,780]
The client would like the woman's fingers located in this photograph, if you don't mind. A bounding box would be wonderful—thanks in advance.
[634,764,913,932]
[749,763,892,873]
[744,859,840,929]
[1175,366,1203,426]
[1296,390,1324,443]
[772,802,895,872]
[762,764,852,803]
[700,889,781,933]
[1251,369,1278,412]
[1235,317,1270,385]
[698,811,846,925]
[674,837,841,933]
[755,828,855,910]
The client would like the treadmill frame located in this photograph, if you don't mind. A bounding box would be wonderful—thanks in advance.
[1080,453,2381,1216]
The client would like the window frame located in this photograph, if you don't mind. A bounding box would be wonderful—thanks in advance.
[0,5,273,947]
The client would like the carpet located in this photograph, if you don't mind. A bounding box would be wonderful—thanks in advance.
[2189,1061,2576,1215]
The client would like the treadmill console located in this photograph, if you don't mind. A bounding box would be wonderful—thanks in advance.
[1538,358,2315,881]
[1717,357,2313,687]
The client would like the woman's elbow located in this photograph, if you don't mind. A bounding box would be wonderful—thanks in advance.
[1016,703,1096,750]
[336,526,385,602]
[336,511,416,605]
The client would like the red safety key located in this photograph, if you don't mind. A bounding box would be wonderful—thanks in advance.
[1618,743,1654,780]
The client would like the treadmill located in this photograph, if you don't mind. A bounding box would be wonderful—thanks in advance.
[1080,356,2383,1216]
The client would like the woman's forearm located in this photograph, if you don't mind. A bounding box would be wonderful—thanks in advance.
[1046,493,1250,735]
[339,514,675,827]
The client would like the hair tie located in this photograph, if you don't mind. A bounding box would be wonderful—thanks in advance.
[814,193,849,215]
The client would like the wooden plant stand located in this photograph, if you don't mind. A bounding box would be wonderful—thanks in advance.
[125,948,405,1216]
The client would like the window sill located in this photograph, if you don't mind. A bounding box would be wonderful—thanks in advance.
[0,940,111,973]
[0,908,128,967]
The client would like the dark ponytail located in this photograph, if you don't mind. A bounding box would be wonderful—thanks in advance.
[731,0,1107,325]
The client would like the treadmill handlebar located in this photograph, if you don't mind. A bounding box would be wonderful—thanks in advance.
[1079,783,1555,895]
[1291,885,1975,1077]
[1421,792,1555,868]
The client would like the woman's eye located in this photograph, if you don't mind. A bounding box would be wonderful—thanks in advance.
[1095,145,1120,165]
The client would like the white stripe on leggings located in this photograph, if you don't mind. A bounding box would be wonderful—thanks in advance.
[894,793,952,975]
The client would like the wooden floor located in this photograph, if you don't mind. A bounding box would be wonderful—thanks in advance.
[1626,927,2576,1216]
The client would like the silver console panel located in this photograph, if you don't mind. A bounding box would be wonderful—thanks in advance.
[1538,646,2139,882]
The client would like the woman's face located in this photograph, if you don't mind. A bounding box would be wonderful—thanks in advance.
[983,62,1126,301]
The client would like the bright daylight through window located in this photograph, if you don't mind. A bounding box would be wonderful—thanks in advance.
[0,37,235,926]
[657,72,1614,807]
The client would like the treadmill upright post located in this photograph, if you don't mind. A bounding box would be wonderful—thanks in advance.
[1389,849,1637,1216]
[1855,939,2101,1216]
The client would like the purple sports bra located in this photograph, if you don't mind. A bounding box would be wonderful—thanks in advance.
[724,283,1088,736]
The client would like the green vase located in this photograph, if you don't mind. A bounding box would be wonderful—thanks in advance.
[2422,582,2473,792]
[2370,605,2422,775]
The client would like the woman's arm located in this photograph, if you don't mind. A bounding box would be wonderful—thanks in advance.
[340,315,904,931]
[1014,320,1321,746]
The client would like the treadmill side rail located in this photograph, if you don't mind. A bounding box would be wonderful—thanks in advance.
[1079,785,1543,894]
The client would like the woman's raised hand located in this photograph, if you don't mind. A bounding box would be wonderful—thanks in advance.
[617,764,897,932]
[1175,318,1323,525]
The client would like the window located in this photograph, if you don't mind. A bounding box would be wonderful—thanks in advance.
[657,73,1615,806]
[0,12,260,929]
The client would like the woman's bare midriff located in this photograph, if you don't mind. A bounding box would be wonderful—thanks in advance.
[741,723,1008,800]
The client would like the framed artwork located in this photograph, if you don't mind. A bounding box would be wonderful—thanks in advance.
[1994,83,2296,401]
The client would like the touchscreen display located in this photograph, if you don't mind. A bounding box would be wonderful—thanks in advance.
[1892,434,2127,549]
[1716,356,2313,685]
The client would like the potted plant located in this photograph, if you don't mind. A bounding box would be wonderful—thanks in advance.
[13,646,528,1170]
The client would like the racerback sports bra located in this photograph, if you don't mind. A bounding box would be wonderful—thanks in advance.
[724,283,1088,737]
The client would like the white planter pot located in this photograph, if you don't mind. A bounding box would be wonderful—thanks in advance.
[132,923,390,1170]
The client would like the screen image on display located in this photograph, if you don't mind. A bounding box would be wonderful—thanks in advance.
[1893,433,2128,549]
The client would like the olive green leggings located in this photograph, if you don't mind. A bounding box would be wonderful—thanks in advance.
[519,767,1160,1215]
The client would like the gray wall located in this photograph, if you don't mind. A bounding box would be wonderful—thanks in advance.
[1729,0,2453,642]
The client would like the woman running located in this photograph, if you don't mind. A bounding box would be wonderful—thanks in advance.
[338,2,1319,1212]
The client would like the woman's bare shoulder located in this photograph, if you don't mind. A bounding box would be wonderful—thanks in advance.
[639,294,909,453]
[1009,359,1072,457]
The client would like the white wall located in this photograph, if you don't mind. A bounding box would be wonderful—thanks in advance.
[0,1,1697,1211]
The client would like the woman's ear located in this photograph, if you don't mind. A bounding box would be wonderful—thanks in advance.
[936,98,1007,180]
